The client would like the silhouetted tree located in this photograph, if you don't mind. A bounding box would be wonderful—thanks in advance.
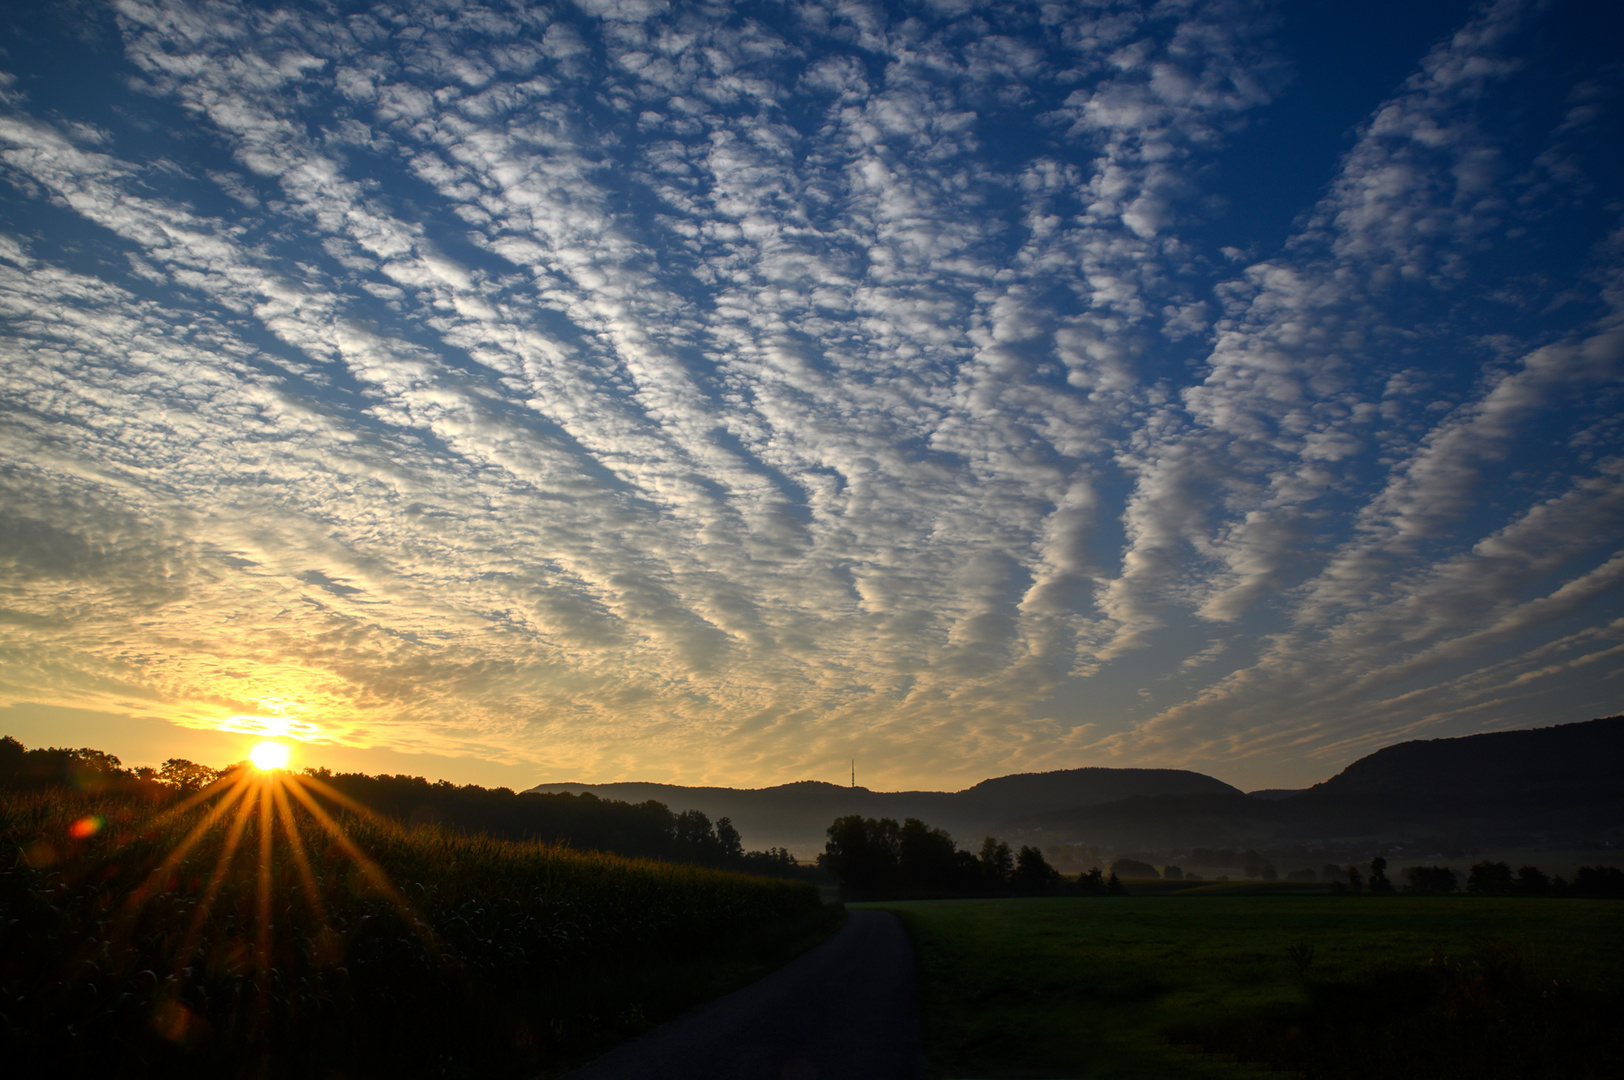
[715,816,744,862]
[1572,865,1624,898]
[0,734,23,780]
[158,757,217,793]
[1467,860,1514,895]
[819,815,901,894]
[979,836,1014,889]
[898,818,962,891]
[1106,870,1126,895]
[741,846,799,874]
[1076,867,1106,895]
[1011,845,1063,896]
[1514,864,1549,895]
[0,739,131,791]
[1367,856,1395,895]
[1346,865,1363,894]
[1162,865,1184,880]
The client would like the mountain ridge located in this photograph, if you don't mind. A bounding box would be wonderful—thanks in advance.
[999,716,1624,854]
[529,767,1240,856]
[533,716,1623,857]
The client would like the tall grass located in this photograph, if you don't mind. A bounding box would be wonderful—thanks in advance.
[1,783,829,1078]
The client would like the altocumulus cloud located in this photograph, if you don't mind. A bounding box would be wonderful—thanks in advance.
[0,0,1620,789]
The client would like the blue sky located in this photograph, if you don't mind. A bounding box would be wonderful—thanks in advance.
[0,0,1620,791]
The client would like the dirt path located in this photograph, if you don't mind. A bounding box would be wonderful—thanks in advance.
[558,909,926,1080]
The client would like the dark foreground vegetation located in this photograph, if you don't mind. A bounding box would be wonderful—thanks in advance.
[876,896,1623,1079]
[0,739,833,1078]
[0,736,808,878]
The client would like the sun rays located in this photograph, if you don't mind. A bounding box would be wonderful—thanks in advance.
[110,756,443,1035]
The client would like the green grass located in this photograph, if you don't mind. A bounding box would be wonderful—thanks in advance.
[864,895,1623,1079]
[2,782,837,1078]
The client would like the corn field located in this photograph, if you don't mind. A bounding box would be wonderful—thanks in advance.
[0,778,827,1078]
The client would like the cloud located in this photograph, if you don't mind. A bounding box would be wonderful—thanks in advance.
[0,0,1618,789]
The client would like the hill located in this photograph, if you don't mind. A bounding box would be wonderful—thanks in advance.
[529,767,1241,855]
[1000,716,1624,855]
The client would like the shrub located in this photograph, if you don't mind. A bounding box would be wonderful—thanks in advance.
[1467,860,1515,895]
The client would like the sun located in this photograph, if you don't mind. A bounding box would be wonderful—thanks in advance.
[249,741,291,771]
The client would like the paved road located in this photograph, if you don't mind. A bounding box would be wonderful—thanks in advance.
[559,909,926,1080]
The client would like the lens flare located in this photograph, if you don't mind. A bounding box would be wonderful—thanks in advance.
[108,753,446,1041]
[249,741,290,771]
[69,815,103,838]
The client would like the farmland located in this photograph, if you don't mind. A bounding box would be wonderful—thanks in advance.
[0,777,834,1078]
[867,894,1623,1079]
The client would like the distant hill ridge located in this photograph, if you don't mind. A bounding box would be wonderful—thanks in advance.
[1001,715,1624,852]
[528,767,1240,856]
[534,716,1624,856]
[1297,715,1624,805]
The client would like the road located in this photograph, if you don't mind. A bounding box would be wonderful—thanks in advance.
[558,908,926,1080]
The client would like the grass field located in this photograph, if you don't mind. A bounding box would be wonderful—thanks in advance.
[866,895,1623,1079]
[1,778,835,1078]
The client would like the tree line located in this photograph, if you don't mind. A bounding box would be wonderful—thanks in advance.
[1327,855,1624,897]
[815,814,1126,898]
[0,736,805,878]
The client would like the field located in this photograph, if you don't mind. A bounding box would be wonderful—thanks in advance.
[867,894,1623,1079]
[0,777,835,1078]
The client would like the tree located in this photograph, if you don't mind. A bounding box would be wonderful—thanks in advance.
[1367,856,1395,895]
[1162,865,1184,880]
[1515,864,1550,895]
[1106,870,1126,895]
[1467,861,1514,895]
[715,816,744,863]
[673,809,721,862]
[1573,865,1624,898]
[1076,867,1106,895]
[978,837,1013,889]
[1011,845,1063,896]
[158,758,217,793]
[0,735,25,780]
[898,818,961,891]
[818,815,900,894]
[67,748,123,774]
[1345,865,1363,894]
[1404,865,1458,894]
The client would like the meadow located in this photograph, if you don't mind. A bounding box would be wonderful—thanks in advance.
[867,893,1623,1079]
[0,778,833,1078]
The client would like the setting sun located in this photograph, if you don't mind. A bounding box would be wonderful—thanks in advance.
[249,741,290,772]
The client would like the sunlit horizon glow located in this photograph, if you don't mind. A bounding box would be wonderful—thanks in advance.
[1,0,1621,792]
[249,741,292,773]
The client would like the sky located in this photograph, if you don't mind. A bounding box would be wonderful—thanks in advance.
[1,0,1621,793]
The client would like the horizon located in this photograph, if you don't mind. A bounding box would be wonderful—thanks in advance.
[2,0,1622,793]
[8,711,1616,797]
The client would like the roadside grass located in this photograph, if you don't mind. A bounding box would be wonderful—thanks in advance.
[864,895,1622,1079]
[2,783,838,1078]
